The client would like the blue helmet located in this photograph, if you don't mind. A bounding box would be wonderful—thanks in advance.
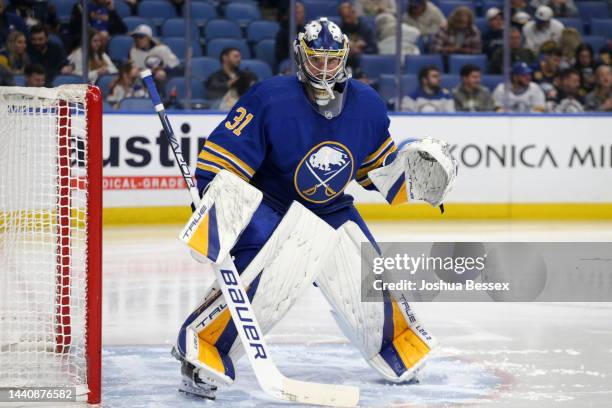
[293,18,350,107]
[512,62,532,76]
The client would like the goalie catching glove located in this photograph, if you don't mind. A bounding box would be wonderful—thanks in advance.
[368,137,458,211]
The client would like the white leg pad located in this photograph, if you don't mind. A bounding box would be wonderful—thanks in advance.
[184,202,339,383]
[316,221,438,383]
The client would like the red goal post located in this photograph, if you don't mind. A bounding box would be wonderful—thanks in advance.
[0,85,102,403]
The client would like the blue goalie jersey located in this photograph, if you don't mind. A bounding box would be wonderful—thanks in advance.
[196,75,399,215]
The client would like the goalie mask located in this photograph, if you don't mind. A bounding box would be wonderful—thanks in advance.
[294,17,350,118]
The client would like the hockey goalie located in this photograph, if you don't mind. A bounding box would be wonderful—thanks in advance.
[172,17,458,401]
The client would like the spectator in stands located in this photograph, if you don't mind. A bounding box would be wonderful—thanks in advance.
[489,27,535,74]
[559,28,581,69]
[453,64,494,111]
[206,47,249,102]
[0,63,13,85]
[352,68,373,86]
[7,0,59,30]
[432,6,481,56]
[354,0,396,17]
[0,30,29,74]
[275,1,304,68]
[68,0,127,51]
[532,43,562,100]
[511,0,531,15]
[482,7,504,59]
[129,24,179,84]
[376,12,420,57]
[529,0,578,17]
[27,24,73,86]
[400,65,454,112]
[404,0,445,37]
[522,5,564,53]
[339,2,378,69]
[218,70,257,111]
[511,11,531,30]
[24,63,46,87]
[68,29,117,83]
[574,43,596,95]
[107,61,147,108]
[584,64,612,111]
[552,67,584,112]
[492,62,546,112]
[0,0,27,46]
[599,47,610,66]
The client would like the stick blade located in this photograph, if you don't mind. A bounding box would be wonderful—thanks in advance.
[278,378,360,407]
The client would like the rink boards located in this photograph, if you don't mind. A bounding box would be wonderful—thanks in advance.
[100,113,612,222]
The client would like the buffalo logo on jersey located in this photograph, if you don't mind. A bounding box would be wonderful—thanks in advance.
[294,142,354,204]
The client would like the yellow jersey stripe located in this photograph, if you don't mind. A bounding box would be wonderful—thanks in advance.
[198,151,249,182]
[362,137,393,165]
[356,145,397,179]
[197,162,222,174]
[204,141,255,177]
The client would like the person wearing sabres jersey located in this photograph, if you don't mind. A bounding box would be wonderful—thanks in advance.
[173,17,457,400]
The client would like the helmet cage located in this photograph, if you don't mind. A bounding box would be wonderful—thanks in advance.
[297,36,349,89]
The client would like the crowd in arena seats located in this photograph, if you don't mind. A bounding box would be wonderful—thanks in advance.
[0,0,609,112]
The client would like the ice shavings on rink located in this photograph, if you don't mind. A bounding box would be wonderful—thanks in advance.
[102,344,506,408]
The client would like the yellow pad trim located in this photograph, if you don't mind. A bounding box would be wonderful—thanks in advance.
[197,337,225,375]
[186,212,210,257]
[199,308,231,345]
[391,300,430,368]
[391,181,408,206]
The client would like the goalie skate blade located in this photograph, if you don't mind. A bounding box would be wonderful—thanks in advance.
[277,378,360,407]
[178,380,216,400]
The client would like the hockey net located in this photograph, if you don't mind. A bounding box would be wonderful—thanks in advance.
[0,85,102,403]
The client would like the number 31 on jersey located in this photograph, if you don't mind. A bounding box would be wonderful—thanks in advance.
[225,107,253,136]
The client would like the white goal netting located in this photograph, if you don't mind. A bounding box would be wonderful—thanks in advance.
[0,85,96,399]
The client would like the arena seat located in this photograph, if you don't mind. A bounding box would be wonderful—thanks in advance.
[166,77,207,99]
[161,18,199,38]
[96,74,117,97]
[118,98,153,110]
[108,35,134,62]
[359,55,396,80]
[190,57,221,81]
[164,36,203,59]
[480,74,502,91]
[440,74,460,90]
[52,75,85,87]
[378,74,419,102]
[577,2,610,25]
[137,1,177,23]
[124,17,155,34]
[437,1,476,17]
[240,59,273,80]
[204,19,242,39]
[254,39,276,70]
[247,21,280,43]
[557,18,585,34]
[404,54,444,74]
[207,38,251,59]
[186,2,218,23]
[225,3,262,26]
[591,19,612,38]
[448,54,487,74]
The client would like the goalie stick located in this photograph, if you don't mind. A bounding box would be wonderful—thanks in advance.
[140,70,359,407]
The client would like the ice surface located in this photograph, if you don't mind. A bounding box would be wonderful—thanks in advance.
[98,222,612,407]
